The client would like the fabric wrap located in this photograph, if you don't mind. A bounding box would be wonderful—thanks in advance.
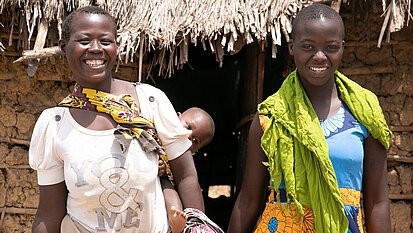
[257,70,391,233]
[183,208,224,233]
[59,84,174,182]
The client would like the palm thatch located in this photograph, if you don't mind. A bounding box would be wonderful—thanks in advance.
[0,0,412,79]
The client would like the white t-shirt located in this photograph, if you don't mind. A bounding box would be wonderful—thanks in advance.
[29,83,191,233]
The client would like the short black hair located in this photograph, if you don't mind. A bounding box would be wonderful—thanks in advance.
[61,5,117,42]
[291,3,345,40]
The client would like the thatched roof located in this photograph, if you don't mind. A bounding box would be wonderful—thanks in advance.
[0,0,412,79]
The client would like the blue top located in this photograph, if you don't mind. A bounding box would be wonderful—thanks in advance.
[275,103,369,233]
[274,103,369,232]
[320,103,369,233]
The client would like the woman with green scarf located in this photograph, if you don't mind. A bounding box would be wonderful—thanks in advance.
[227,3,391,233]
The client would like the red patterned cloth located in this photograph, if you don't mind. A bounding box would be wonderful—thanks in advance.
[183,208,225,233]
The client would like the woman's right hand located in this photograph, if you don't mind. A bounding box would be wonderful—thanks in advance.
[32,182,68,233]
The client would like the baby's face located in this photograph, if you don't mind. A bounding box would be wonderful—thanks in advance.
[179,113,211,154]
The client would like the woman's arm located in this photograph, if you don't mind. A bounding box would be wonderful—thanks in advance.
[362,135,391,232]
[227,113,270,233]
[169,150,205,212]
[32,182,68,233]
[161,176,184,211]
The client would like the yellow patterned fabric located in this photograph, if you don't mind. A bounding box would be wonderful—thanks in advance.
[257,115,315,232]
[254,189,365,233]
[339,188,364,233]
[339,188,361,207]
[59,83,173,182]
[254,191,315,233]
[259,115,271,132]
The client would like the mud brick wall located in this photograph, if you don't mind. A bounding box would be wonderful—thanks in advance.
[0,8,412,233]
[0,53,72,232]
[340,10,413,233]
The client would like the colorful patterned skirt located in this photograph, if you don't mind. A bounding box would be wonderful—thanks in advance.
[254,188,364,233]
[254,191,315,233]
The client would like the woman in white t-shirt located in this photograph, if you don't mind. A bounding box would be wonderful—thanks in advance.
[29,6,204,233]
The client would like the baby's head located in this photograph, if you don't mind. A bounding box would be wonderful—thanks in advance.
[179,107,215,154]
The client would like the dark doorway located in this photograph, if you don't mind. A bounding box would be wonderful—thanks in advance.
[147,43,244,230]
[146,40,289,230]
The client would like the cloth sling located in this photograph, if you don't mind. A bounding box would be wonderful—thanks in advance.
[258,70,391,233]
[58,83,173,182]
[59,84,224,233]
[183,208,225,233]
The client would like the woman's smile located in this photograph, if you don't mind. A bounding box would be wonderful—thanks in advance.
[84,59,106,67]
[309,66,328,73]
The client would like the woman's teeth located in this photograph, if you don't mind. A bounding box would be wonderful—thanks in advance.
[85,60,104,67]
[310,67,327,72]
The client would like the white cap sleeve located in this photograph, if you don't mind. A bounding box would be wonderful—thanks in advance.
[29,108,65,185]
[136,84,191,160]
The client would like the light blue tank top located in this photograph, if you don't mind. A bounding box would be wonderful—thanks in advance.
[320,103,369,233]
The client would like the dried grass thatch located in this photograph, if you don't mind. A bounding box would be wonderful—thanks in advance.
[378,0,412,47]
[1,0,412,79]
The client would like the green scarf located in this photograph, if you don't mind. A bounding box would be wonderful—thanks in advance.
[258,70,391,233]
